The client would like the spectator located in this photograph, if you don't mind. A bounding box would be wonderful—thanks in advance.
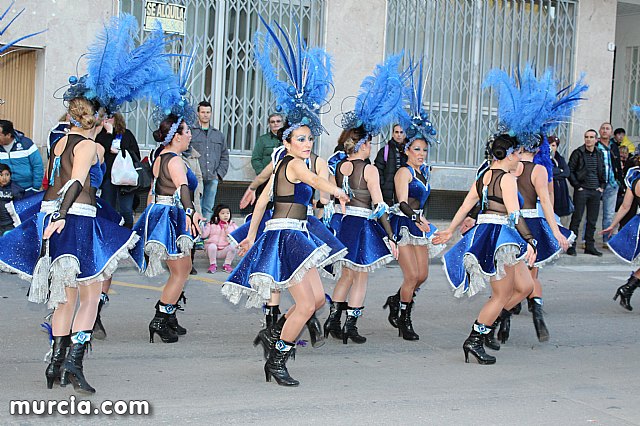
[548,135,573,225]
[597,122,623,247]
[201,204,238,274]
[0,119,44,193]
[567,129,606,256]
[190,101,229,221]
[613,127,636,154]
[95,113,141,228]
[0,163,24,234]
[619,145,630,170]
[374,124,408,205]
[47,113,70,156]
[250,113,284,202]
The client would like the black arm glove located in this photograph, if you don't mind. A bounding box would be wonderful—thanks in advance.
[399,201,422,224]
[51,180,83,222]
[179,184,195,216]
[467,203,481,220]
[377,211,396,243]
[513,213,537,251]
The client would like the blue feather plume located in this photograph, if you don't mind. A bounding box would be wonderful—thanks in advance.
[253,17,333,136]
[40,322,53,344]
[632,105,640,120]
[398,58,438,144]
[533,134,554,183]
[0,1,46,55]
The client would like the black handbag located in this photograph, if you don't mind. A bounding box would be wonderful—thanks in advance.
[119,154,153,194]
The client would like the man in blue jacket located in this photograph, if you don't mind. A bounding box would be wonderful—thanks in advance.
[0,120,44,193]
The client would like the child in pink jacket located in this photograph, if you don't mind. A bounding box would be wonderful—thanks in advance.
[201,204,238,273]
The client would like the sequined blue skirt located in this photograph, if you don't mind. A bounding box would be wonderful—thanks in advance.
[607,214,640,267]
[130,203,194,277]
[0,208,138,308]
[306,215,347,272]
[525,217,575,267]
[390,214,445,257]
[228,209,273,246]
[442,221,527,298]
[331,212,393,276]
[221,218,331,308]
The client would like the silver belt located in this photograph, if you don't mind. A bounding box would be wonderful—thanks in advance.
[307,205,314,216]
[155,195,177,206]
[344,206,372,218]
[476,213,509,225]
[520,209,539,218]
[264,218,308,231]
[41,200,97,217]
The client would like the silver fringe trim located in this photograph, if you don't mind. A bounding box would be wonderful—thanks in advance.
[457,243,523,298]
[220,283,262,309]
[331,253,394,281]
[396,227,446,257]
[6,201,21,227]
[318,247,349,280]
[142,235,194,277]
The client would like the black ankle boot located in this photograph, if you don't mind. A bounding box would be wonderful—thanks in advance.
[265,305,281,328]
[264,340,299,386]
[165,301,187,336]
[60,331,95,394]
[398,302,419,341]
[497,309,512,344]
[45,335,70,389]
[512,301,522,315]
[342,307,366,344]
[149,302,178,343]
[382,290,401,328]
[530,297,549,342]
[463,321,496,365]
[254,315,286,360]
[92,292,108,340]
[306,313,325,348]
[323,301,346,339]
[484,319,501,351]
[613,275,640,311]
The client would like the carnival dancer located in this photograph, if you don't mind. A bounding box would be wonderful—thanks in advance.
[382,60,445,340]
[605,109,640,310]
[482,65,586,345]
[221,18,349,386]
[433,134,536,364]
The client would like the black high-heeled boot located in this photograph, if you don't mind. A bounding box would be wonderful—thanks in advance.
[382,290,401,328]
[342,307,366,344]
[45,335,70,389]
[254,315,286,360]
[323,301,346,339]
[463,321,496,365]
[60,331,95,394]
[92,292,108,340]
[613,275,640,311]
[530,297,549,342]
[497,309,512,344]
[397,302,419,341]
[165,301,187,336]
[149,301,178,343]
[484,319,501,351]
[306,313,325,348]
[264,340,299,386]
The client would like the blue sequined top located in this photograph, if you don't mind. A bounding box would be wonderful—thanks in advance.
[186,164,198,192]
[406,165,430,209]
[89,159,106,189]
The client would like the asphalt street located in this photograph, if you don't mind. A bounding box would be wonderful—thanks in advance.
[1,247,639,425]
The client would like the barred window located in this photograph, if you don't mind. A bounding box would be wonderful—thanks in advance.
[624,46,640,137]
[385,0,578,165]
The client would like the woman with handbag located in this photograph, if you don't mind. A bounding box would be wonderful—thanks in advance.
[549,136,573,226]
[96,112,141,228]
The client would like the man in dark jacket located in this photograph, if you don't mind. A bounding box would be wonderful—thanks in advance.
[0,120,44,193]
[567,129,606,256]
[190,101,229,220]
[597,122,622,247]
[374,124,407,205]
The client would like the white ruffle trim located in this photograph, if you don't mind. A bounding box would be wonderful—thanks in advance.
[221,244,331,309]
[142,235,194,277]
[318,247,348,279]
[455,243,523,298]
[533,230,577,268]
[6,201,21,227]
[396,227,446,257]
[608,244,640,268]
[331,253,394,281]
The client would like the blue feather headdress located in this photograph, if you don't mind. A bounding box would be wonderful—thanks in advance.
[0,1,46,56]
[62,14,176,117]
[633,105,640,121]
[398,58,438,147]
[337,54,406,152]
[483,64,588,151]
[253,16,333,140]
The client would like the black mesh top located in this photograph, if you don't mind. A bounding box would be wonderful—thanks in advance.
[335,159,371,209]
[475,169,508,215]
[518,161,538,209]
[44,134,95,206]
[272,156,313,220]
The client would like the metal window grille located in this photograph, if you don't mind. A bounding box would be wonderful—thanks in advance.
[624,46,640,137]
[385,0,578,165]
[119,0,325,150]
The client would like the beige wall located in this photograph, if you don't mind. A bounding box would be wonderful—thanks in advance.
[1,0,117,148]
[612,8,640,142]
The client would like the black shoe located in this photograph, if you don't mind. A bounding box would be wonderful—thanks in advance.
[566,246,577,256]
[382,290,401,328]
[323,301,346,339]
[149,302,179,343]
[264,340,299,386]
[45,335,70,389]
[497,309,512,344]
[60,331,95,394]
[306,313,325,348]
[254,315,286,360]
[584,246,603,257]
[484,319,500,351]
[530,297,549,342]
[342,307,366,344]
[613,275,640,311]
[463,322,496,365]
[398,302,419,341]
[190,266,198,275]
[167,312,187,335]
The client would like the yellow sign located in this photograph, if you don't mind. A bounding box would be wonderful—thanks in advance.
[144,1,186,35]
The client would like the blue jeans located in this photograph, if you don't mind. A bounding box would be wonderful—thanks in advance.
[202,179,219,221]
[101,179,135,228]
[601,182,618,243]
